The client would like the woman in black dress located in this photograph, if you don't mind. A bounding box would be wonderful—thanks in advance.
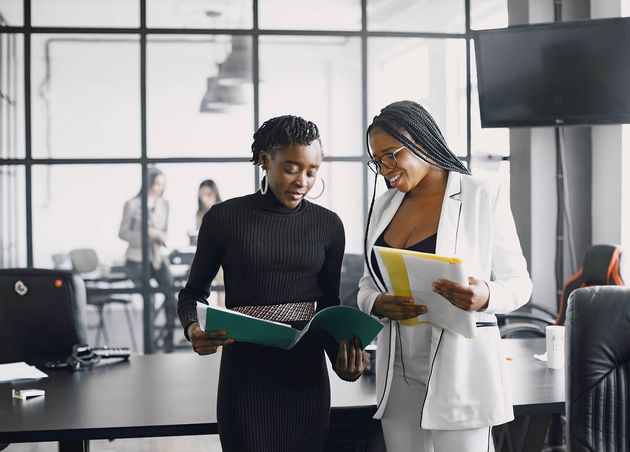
[178,115,367,452]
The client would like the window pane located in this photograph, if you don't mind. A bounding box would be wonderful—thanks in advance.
[259,0,361,30]
[32,164,140,269]
[154,163,255,251]
[0,33,25,158]
[470,41,508,157]
[259,36,362,156]
[367,0,465,33]
[0,165,26,268]
[368,38,467,157]
[32,0,139,27]
[147,35,254,158]
[31,35,141,158]
[309,162,363,254]
[0,0,22,26]
[471,0,508,30]
[147,0,253,29]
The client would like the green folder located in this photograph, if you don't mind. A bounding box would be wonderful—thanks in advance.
[197,303,383,350]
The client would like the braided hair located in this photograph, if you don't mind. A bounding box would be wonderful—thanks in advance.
[364,100,469,291]
[251,115,322,165]
[367,100,469,174]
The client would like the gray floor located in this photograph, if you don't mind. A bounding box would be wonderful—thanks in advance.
[5,304,223,452]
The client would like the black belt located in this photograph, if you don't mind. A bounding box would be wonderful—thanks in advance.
[475,322,498,328]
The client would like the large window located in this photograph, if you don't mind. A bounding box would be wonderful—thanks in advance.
[0,0,510,353]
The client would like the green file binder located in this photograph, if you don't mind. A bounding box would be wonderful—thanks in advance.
[197,303,383,350]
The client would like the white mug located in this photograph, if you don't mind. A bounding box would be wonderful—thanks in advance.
[545,325,565,370]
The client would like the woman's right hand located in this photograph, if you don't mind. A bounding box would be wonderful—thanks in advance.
[372,293,428,320]
[187,322,234,355]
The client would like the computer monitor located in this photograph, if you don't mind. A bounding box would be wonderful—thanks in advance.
[0,269,87,364]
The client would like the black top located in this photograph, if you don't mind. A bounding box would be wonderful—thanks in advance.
[371,230,437,290]
[178,189,346,332]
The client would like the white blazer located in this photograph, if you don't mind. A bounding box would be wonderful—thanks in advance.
[358,171,533,430]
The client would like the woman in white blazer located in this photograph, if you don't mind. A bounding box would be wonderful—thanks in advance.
[357,101,532,452]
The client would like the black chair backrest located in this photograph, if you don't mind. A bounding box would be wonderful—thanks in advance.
[0,268,87,365]
[556,244,624,325]
[566,286,630,452]
[339,253,364,308]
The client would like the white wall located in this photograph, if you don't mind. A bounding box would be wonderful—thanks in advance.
[590,0,629,250]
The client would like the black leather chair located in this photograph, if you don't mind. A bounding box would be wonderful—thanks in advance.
[339,253,364,309]
[0,268,88,365]
[565,286,630,451]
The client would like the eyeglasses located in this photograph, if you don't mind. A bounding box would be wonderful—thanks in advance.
[367,146,406,174]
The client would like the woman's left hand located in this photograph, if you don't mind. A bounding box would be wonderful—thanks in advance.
[334,336,369,381]
[432,277,490,312]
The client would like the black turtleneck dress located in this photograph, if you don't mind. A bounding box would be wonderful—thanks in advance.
[178,189,345,452]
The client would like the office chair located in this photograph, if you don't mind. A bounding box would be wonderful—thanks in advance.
[0,268,87,365]
[565,286,630,451]
[69,248,138,352]
[499,244,625,338]
[339,253,364,309]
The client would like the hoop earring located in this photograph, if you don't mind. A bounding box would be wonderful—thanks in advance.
[260,171,268,195]
[306,178,325,200]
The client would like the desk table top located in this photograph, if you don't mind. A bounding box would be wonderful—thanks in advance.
[0,338,563,443]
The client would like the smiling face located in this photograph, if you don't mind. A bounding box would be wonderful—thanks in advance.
[259,141,323,209]
[368,129,433,193]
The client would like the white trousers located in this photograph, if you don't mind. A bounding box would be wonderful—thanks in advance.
[381,373,495,452]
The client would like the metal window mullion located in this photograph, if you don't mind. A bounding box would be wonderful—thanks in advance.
[24,0,33,267]
[252,0,260,189]
[465,0,472,170]
[1,33,4,160]
[139,0,154,355]
[361,0,368,226]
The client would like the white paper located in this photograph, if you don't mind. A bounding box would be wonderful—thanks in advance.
[0,362,48,383]
[196,302,208,330]
[402,254,477,338]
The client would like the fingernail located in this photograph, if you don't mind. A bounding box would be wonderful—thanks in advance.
[220,331,227,336]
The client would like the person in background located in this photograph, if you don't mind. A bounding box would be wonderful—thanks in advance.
[196,179,222,230]
[358,100,532,452]
[178,115,368,452]
[190,179,225,306]
[119,166,177,352]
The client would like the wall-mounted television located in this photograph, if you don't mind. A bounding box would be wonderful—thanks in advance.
[474,17,630,128]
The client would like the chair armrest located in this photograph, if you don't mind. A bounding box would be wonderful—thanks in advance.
[496,312,555,325]
[527,302,558,319]
[500,322,546,338]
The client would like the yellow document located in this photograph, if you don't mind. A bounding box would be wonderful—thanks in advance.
[373,246,477,337]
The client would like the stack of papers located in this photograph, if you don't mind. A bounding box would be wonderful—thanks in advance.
[0,362,48,383]
[374,245,477,337]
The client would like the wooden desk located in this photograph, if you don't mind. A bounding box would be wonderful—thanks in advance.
[496,338,565,452]
[0,339,563,452]
[0,352,381,452]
